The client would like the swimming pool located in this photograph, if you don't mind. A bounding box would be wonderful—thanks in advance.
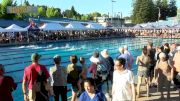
[0,37,179,101]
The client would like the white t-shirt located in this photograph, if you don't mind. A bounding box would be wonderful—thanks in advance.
[112,69,134,101]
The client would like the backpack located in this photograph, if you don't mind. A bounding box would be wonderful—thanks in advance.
[67,65,82,84]
[32,70,49,101]
[96,64,108,81]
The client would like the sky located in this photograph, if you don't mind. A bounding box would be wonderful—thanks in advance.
[3,0,180,17]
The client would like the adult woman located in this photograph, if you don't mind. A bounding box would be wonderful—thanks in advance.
[155,52,171,99]
[136,48,150,97]
[112,58,135,101]
[79,78,106,101]
[67,55,82,101]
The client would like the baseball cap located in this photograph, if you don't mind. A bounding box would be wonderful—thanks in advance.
[31,53,41,61]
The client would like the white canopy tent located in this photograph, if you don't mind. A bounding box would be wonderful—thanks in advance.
[86,23,106,30]
[39,23,65,31]
[5,24,27,32]
[65,22,86,30]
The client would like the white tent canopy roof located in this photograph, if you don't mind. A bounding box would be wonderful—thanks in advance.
[86,23,106,30]
[5,24,27,32]
[65,22,86,30]
[39,23,65,31]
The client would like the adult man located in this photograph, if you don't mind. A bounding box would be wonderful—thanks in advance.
[117,47,130,69]
[124,45,134,70]
[0,64,17,101]
[49,55,67,101]
[147,42,156,86]
[112,58,135,101]
[22,53,50,101]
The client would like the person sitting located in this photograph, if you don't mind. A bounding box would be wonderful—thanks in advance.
[0,64,17,101]
[79,78,106,101]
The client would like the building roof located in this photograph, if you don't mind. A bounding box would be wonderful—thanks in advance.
[0,19,29,28]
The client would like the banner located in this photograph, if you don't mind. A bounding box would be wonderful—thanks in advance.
[7,6,38,14]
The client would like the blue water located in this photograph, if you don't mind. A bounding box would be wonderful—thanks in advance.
[0,37,179,101]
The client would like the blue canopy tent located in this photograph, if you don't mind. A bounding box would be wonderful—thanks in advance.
[25,24,40,42]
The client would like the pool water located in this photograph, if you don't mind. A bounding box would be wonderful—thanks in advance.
[0,37,179,101]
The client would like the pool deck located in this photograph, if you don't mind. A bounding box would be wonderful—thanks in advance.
[103,76,180,101]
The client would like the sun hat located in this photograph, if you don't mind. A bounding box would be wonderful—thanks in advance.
[159,52,166,58]
[31,53,41,61]
[101,49,109,58]
[90,51,100,63]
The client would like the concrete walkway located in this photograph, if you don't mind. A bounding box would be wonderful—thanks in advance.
[73,76,180,101]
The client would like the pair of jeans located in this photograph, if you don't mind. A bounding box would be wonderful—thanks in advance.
[53,86,67,101]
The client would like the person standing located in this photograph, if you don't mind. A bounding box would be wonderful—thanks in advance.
[154,53,171,99]
[136,48,150,97]
[22,53,50,101]
[78,57,88,94]
[0,64,17,101]
[172,46,180,95]
[147,42,156,86]
[112,58,135,101]
[124,45,134,70]
[67,55,82,101]
[49,55,67,101]
[79,78,106,101]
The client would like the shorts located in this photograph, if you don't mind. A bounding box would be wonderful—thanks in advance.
[147,65,155,77]
[138,70,148,78]
[71,83,79,93]
[158,74,170,92]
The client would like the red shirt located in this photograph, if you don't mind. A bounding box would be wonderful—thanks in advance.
[23,63,50,90]
[0,76,17,101]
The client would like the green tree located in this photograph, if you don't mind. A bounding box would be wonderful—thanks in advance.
[90,12,101,18]
[63,9,73,18]
[70,6,77,16]
[158,0,168,20]
[132,0,155,24]
[1,0,15,19]
[0,4,2,18]
[23,0,30,6]
[38,6,46,17]
[168,0,177,17]
[46,7,60,18]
